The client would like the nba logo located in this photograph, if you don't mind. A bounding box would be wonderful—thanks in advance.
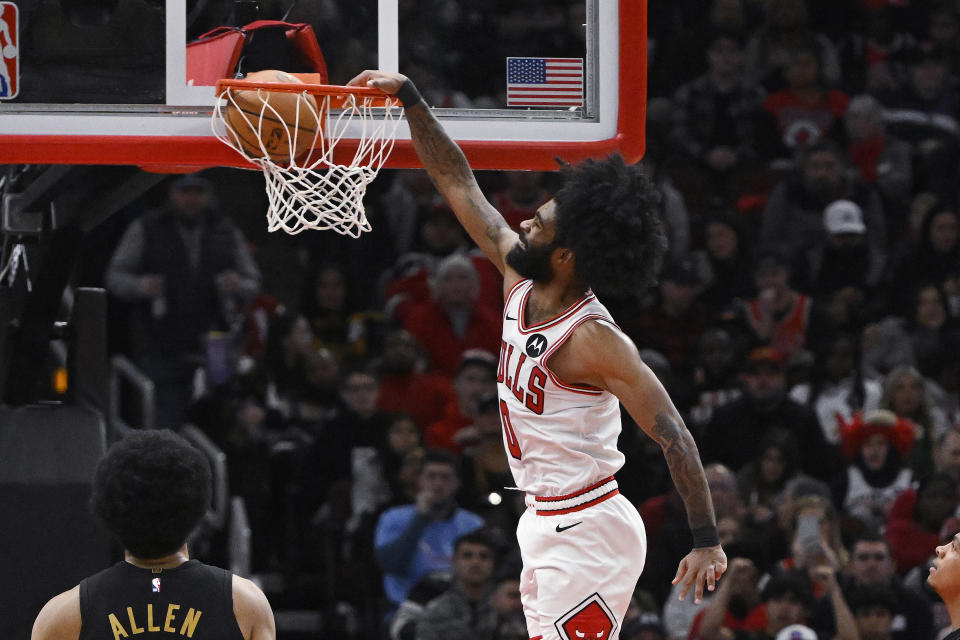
[151,577,161,593]
[0,1,17,99]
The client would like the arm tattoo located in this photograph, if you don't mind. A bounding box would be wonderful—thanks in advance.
[652,412,716,530]
[404,104,509,256]
[406,105,476,189]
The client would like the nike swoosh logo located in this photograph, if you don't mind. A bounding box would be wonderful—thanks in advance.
[506,315,517,320]
[555,522,583,533]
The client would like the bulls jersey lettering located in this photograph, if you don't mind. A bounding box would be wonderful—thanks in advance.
[497,279,625,496]
[497,341,547,414]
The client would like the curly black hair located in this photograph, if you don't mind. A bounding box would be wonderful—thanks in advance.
[553,154,667,299]
[90,429,211,558]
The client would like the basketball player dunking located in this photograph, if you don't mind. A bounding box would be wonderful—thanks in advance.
[351,71,727,640]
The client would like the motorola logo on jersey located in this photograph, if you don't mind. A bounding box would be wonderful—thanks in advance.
[525,333,548,357]
[497,340,547,414]
[555,594,617,640]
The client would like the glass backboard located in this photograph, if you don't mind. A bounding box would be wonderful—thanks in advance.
[0,0,645,170]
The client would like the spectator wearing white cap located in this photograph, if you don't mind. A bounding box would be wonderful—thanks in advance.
[825,199,867,235]
[793,199,888,324]
[775,624,818,640]
[760,141,888,290]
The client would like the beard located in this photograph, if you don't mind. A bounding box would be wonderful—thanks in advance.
[505,234,556,282]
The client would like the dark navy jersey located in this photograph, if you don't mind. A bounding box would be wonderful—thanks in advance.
[79,560,244,640]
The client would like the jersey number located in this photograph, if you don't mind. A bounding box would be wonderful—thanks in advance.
[499,400,523,460]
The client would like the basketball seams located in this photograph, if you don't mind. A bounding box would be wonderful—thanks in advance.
[232,103,319,136]
[223,112,271,157]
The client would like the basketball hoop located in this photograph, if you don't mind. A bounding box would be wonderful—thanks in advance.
[213,75,403,237]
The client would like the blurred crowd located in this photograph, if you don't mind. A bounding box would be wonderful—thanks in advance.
[93,1,960,639]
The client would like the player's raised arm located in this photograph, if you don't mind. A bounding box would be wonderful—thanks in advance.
[348,70,517,274]
[558,321,728,604]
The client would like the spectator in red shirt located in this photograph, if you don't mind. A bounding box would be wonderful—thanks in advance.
[381,202,503,326]
[490,171,552,231]
[730,251,830,360]
[690,569,816,640]
[886,472,960,575]
[763,41,850,151]
[424,349,497,453]
[688,555,765,639]
[844,94,914,216]
[376,329,457,431]
[402,254,501,376]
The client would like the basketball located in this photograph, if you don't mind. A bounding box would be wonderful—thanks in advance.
[222,70,320,164]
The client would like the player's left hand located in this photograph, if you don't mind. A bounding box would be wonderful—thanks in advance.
[346,70,408,95]
[673,545,727,605]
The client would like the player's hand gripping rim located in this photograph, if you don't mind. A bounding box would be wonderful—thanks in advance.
[672,545,728,604]
[347,70,408,96]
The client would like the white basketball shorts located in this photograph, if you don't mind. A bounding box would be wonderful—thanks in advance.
[516,477,647,640]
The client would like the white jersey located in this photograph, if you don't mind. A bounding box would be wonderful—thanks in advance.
[497,279,625,496]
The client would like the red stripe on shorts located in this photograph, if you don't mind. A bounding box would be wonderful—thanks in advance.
[533,476,615,503]
[535,489,619,515]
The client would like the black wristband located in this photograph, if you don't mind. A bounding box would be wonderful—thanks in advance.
[396,79,423,108]
[692,525,720,548]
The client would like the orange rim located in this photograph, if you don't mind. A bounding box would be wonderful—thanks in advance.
[215,77,400,109]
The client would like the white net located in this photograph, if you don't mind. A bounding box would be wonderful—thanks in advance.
[212,84,403,237]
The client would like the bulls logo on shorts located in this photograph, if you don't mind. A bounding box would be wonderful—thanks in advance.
[555,594,617,640]
[525,333,548,358]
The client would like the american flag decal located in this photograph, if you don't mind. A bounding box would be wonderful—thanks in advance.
[507,57,583,108]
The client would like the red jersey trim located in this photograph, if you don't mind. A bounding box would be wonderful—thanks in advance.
[535,489,619,515]
[534,476,616,502]
[503,279,530,321]
[538,314,608,395]
[517,284,596,335]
